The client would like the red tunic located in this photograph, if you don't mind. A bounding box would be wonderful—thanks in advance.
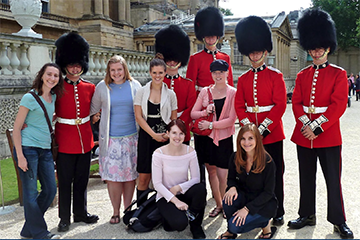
[291,63,347,148]
[186,49,234,89]
[235,66,287,145]
[55,79,95,154]
[163,74,197,142]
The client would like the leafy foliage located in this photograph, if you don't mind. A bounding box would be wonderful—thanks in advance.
[312,0,360,50]
[219,7,233,16]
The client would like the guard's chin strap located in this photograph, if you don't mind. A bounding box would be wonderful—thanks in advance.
[309,48,330,61]
[166,62,181,69]
[248,51,266,65]
[203,37,219,48]
[65,68,83,77]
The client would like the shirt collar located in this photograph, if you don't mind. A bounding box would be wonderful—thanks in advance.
[165,74,179,80]
[312,61,329,70]
[204,47,218,55]
[65,77,81,85]
[251,64,267,73]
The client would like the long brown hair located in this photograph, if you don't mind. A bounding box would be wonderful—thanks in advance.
[31,63,64,97]
[104,55,133,89]
[235,123,271,174]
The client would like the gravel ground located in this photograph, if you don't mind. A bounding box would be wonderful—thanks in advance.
[1,101,359,239]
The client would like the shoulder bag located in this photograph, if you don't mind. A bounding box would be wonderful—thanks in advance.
[190,88,214,136]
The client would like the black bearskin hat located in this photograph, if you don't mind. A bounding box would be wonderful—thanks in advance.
[55,32,89,75]
[297,8,337,54]
[194,6,224,41]
[155,25,190,67]
[235,16,273,56]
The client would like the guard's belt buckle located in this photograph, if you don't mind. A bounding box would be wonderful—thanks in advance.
[308,107,315,114]
[252,106,259,113]
[75,118,82,125]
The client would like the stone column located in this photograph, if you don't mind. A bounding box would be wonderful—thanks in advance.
[103,0,109,18]
[125,0,131,22]
[94,0,103,16]
[83,0,92,16]
[118,0,125,21]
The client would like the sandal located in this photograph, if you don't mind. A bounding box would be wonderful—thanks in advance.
[259,226,277,239]
[217,232,237,239]
[109,215,120,224]
[223,210,227,219]
[209,207,223,218]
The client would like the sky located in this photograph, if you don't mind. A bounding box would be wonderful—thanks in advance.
[218,0,313,17]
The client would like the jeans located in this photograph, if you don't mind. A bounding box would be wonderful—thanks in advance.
[14,146,57,239]
[223,192,270,234]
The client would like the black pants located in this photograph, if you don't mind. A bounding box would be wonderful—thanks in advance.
[356,91,360,101]
[264,141,285,218]
[56,151,91,223]
[194,135,206,184]
[296,145,346,225]
[156,183,207,231]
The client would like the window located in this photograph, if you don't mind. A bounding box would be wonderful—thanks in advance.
[1,0,9,4]
[233,42,243,65]
[41,0,49,13]
[146,45,155,53]
[197,44,204,52]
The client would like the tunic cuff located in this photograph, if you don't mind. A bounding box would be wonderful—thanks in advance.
[309,115,328,136]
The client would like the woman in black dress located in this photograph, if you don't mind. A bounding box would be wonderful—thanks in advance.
[134,53,177,205]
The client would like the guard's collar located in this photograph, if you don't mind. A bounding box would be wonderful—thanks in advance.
[204,47,218,55]
[65,77,81,85]
[312,61,329,70]
[251,64,267,73]
[165,74,180,80]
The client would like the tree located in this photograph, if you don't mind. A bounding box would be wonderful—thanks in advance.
[312,0,360,50]
[219,7,233,16]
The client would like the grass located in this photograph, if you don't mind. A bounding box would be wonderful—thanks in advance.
[0,157,99,206]
[0,158,19,205]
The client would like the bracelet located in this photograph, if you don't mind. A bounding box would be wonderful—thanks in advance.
[209,122,213,130]
[243,206,249,212]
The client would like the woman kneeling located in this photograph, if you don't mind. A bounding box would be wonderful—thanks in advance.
[152,119,207,239]
[218,123,277,239]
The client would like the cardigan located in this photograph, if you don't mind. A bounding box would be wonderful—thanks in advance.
[133,81,177,125]
[190,85,237,146]
[90,79,142,157]
[152,149,200,202]
[227,152,277,219]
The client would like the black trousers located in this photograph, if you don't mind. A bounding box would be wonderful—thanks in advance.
[156,183,207,231]
[194,135,206,184]
[56,151,91,223]
[264,141,285,218]
[296,145,346,225]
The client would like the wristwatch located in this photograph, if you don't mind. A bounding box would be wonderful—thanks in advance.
[209,122,213,130]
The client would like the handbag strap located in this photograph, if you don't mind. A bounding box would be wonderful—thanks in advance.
[28,91,54,136]
[207,87,213,104]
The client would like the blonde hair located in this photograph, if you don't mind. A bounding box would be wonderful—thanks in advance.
[104,55,133,89]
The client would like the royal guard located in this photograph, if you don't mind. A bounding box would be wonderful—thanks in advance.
[234,16,287,225]
[288,9,353,238]
[54,32,99,232]
[155,24,196,145]
[186,6,234,92]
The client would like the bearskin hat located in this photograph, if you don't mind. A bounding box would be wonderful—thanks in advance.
[155,25,190,67]
[235,16,273,56]
[194,6,224,41]
[55,32,89,75]
[297,8,337,54]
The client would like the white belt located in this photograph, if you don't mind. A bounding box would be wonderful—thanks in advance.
[246,105,274,113]
[177,111,184,118]
[303,106,328,114]
[196,86,204,92]
[57,116,90,125]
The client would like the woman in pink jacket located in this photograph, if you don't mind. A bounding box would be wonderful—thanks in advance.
[191,59,237,218]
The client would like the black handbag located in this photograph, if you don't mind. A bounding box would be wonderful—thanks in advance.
[29,91,58,160]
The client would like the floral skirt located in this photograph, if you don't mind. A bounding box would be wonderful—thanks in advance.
[99,133,138,182]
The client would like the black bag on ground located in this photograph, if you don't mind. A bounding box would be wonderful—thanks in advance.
[123,189,162,232]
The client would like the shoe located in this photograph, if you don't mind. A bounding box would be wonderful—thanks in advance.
[334,223,354,239]
[287,215,316,229]
[20,235,32,239]
[57,221,70,232]
[191,225,206,239]
[109,215,120,224]
[43,233,61,239]
[217,232,237,239]
[73,213,99,224]
[272,216,284,226]
[208,207,222,218]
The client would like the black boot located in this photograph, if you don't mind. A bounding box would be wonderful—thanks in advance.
[136,188,148,207]
[190,208,206,239]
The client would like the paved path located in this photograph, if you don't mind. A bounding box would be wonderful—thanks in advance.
[1,100,359,239]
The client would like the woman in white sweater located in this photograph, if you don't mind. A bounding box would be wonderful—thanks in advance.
[152,119,207,239]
